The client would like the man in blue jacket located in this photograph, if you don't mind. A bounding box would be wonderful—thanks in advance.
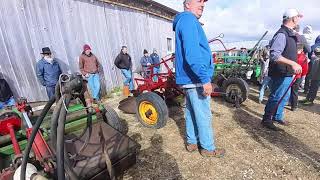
[140,49,153,78]
[173,0,225,157]
[150,49,161,82]
[36,47,62,99]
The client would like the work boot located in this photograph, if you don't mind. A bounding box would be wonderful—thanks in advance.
[186,144,198,153]
[273,119,290,126]
[261,120,278,131]
[200,148,225,158]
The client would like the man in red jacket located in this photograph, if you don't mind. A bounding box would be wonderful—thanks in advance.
[290,43,309,111]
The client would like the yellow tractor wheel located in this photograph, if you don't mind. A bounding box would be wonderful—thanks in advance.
[135,92,168,129]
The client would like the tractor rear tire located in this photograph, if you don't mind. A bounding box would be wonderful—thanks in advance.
[222,77,249,104]
[135,92,168,129]
[103,105,126,134]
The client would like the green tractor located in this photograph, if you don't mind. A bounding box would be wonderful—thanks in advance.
[212,31,268,87]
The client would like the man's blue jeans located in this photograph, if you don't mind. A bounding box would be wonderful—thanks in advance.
[88,73,101,100]
[120,69,134,91]
[259,76,271,102]
[46,86,56,99]
[185,87,215,151]
[263,76,293,121]
[153,67,160,82]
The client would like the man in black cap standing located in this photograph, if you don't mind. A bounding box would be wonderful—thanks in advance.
[36,47,62,99]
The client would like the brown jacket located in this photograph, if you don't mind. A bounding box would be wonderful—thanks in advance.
[79,53,99,75]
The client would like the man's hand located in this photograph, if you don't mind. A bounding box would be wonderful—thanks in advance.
[291,62,302,75]
[203,82,212,96]
[85,74,90,78]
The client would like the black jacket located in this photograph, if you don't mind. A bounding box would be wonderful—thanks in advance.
[114,52,132,70]
[311,57,320,81]
[0,79,13,102]
[269,25,298,77]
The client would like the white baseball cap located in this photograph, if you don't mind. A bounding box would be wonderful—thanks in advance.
[283,9,303,19]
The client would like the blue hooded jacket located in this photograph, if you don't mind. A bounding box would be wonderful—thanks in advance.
[173,11,214,85]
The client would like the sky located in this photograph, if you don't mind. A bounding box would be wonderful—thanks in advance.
[154,0,320,43]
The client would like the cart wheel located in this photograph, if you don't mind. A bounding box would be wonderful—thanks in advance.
[103,105,126,133]
[223,77,249,104]
[136,92,168,129]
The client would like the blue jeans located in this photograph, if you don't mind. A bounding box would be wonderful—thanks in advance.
[120,69,134,91]
[0,96,15,109]
[88,73,100,100]
[259,76,271,102]
[46,86,56,99]
[263,76,293,121]
[153,67,160,82]
[185,87,215,151]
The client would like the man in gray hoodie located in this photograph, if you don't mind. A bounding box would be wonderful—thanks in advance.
[303,25,313,45]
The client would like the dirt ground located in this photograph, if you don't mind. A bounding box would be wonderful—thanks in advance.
[105,87,320,180]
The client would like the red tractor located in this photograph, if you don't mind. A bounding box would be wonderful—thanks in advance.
[119,37,249,129]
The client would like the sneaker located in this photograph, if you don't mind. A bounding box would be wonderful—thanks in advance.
[261,120,278,131]
[186,144,198,153]
[200,148,225,158]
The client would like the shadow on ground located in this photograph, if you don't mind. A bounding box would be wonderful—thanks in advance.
[126,134,182,180]
[299,103,320,116]
[168,104,186,145]
[232,107,320,172]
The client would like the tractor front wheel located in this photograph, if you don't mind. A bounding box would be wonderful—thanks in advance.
[222,77,249,104]
[136,92,168,129]
[103,105,126,133]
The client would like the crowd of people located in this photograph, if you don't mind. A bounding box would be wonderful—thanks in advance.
[0,44,162,109]
[254,8,320,131]
[173,0,320,157]
[258,17,320,115]
[114,46,161,95]
[0,0,319,160]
